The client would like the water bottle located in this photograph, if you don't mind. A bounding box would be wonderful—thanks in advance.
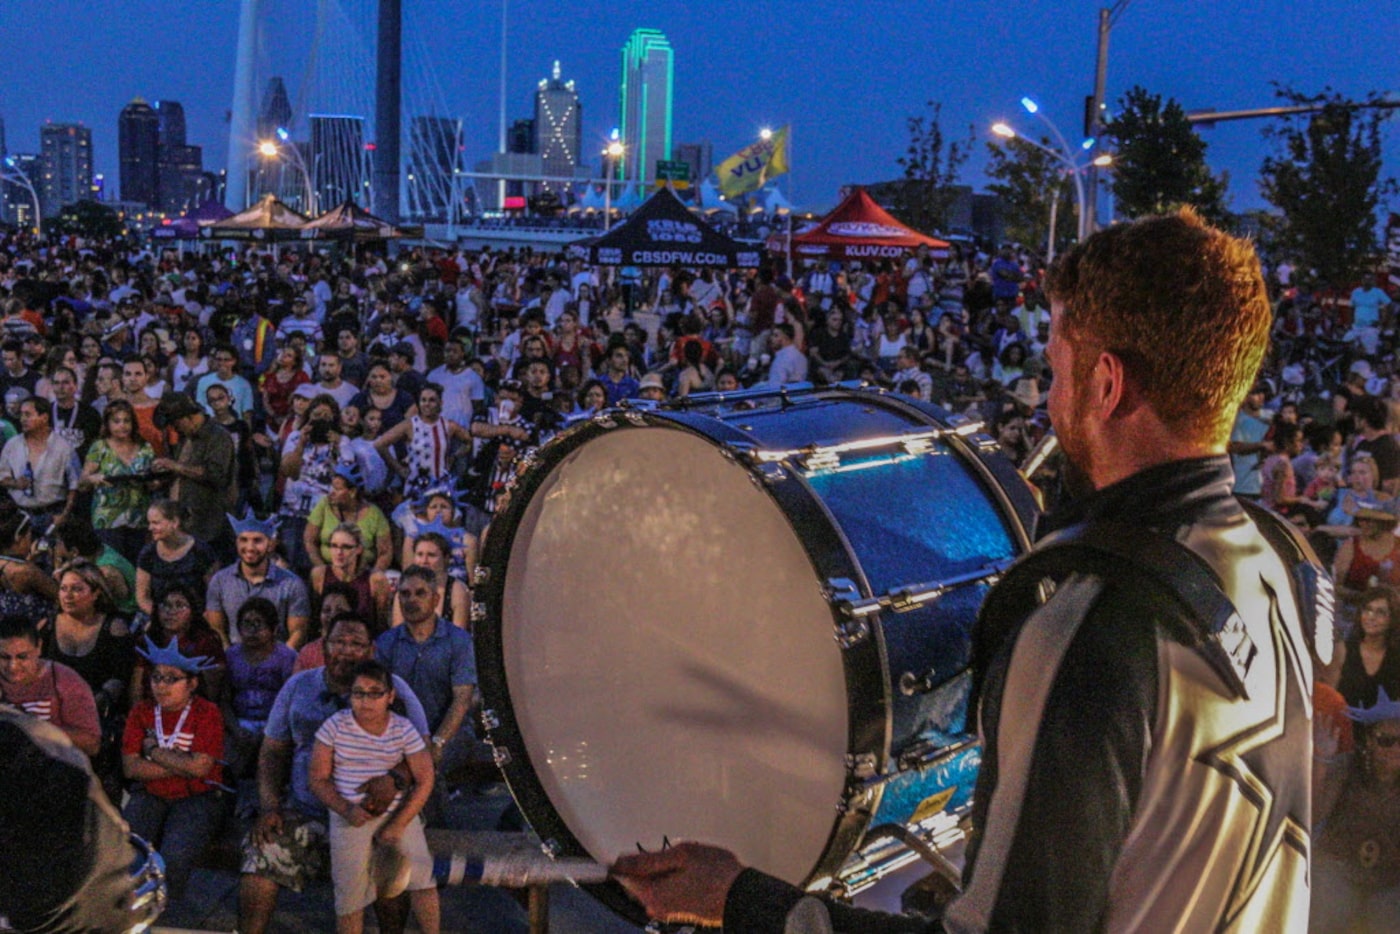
[22,462,34,497]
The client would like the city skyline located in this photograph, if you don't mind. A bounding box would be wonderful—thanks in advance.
[0,0,1394,216]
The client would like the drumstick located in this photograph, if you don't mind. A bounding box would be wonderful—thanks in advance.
[432,852,611,888]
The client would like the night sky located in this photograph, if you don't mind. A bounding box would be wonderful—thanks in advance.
[1,0,1395,214]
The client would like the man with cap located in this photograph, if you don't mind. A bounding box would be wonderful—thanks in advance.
[154,392,236,557]
[206,510,311,648]
[276,295,323,347]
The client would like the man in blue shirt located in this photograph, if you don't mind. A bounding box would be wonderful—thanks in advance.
[239,614,428,934]
[375,565,477,776]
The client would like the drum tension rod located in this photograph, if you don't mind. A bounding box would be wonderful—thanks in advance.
[828,561,1015,622]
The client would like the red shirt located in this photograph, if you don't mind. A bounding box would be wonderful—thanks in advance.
[122,696,224,799]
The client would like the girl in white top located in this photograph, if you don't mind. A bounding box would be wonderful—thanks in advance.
[310,660,438,934]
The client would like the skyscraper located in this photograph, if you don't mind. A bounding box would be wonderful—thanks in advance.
[508,119,535,155]
[408,116,460,221]
[154,99,207,215]
[310,114,368,211]
[40,122,93,217]
[118,98,161,209]
[257,78,294,140]
[619,29,673,185]
[534,61,582,193]
[673,141,713,185]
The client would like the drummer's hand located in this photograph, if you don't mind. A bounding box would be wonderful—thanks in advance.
[611,841,743,927]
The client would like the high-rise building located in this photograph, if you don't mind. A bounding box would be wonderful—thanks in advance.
[534,61,582,193]
[408,116,460,221]
[152,99,206,214]
[508,118,535,155]
[118,98,161,209]
[673,141,713,185]
[154,100,187,149]
[40,122,93,217]
[619,29,673,185]
[257,78,294,140]
[310,114,368,211]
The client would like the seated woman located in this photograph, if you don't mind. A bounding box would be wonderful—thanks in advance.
[392,481,478,585]
[135,499,217,618]
[305,464,393,574]
[0,506,58,622]
[1310,690,1400,933]
[1333,509,1400,627]
[294,582,360,673]
[391,531,470,630]
[0,613,101,758]
[130,580,225,707]
[310,523,393,632]
[1321,454,1397,537]
[222,597,296,781]
[1330,586,1400,709]
[120,638,224,906]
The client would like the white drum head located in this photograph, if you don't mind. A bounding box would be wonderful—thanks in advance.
[501,427,850,883]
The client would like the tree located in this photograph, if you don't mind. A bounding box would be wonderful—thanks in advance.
[1106,86,1229,224]
[985,136,1074,260]
[893,101,972,233]
[1260,85,1397,288]
[51,199,123,239]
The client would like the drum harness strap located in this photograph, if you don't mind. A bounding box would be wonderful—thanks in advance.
[945,501,1328,933]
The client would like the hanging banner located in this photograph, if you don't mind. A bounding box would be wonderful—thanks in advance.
[717,126,790,200]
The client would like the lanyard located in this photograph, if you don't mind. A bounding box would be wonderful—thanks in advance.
[154,700,193,749]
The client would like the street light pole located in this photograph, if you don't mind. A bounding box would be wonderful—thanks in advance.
[991,123,1111,253]
[260,131,315,215]
[1,158,41,238]
[602,139,624,231]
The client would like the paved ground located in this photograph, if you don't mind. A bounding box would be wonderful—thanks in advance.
[152,781,640,934]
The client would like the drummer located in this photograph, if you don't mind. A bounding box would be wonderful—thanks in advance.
[613,212,1319,929]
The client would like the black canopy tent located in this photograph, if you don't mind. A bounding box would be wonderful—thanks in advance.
[567,187,762,268]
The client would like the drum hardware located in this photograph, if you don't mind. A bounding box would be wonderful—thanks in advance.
[858,823,962,891]
[473,566,492,586]
[471,388,1039,926]
[828,561,1013,620]
[492,745,512,767]
[676,380,825,409]
[899,667,959,697]
[541,838,563,859]
[470,600,488,624]
[128,832,168,932]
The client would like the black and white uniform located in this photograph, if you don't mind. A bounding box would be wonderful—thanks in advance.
[724,457,1315,933]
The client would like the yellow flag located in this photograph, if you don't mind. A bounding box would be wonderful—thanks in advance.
[717,126,791,199]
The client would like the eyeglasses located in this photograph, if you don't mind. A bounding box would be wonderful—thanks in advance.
[350,689,389,700]
[150,673,190,685]
[1374,733,1400,748]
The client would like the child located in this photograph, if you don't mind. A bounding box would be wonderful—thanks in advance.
[310,660,438,934]
[1299,456,1342,529]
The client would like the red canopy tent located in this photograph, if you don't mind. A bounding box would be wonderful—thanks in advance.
[771,187,949,261]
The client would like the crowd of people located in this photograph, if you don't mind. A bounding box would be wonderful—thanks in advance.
[0,219,1395,930]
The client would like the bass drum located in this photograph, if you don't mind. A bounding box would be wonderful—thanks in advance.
[474,386,1038,921]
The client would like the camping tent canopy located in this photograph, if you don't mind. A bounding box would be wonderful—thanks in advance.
[151,200,234,241]
[782,187,949,260]
[567,187,763,268]
[204,194,308,241]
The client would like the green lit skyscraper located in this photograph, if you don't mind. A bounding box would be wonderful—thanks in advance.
[618,28,673,186]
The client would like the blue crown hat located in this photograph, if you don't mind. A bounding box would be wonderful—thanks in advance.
[412,476,470,514]
[415,515,463,542]
[228,508,279,538]
[136,636,221,674]
[1345,686,1400,725]
[333,462,365,489]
